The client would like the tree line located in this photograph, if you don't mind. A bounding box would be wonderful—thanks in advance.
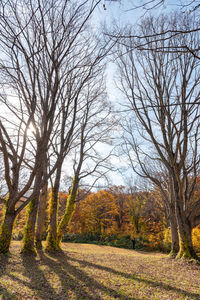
[2,185,200,252]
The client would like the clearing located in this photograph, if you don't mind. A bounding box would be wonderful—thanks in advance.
[0,242,200,299]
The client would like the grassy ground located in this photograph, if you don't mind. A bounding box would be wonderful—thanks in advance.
[0,242,200,299]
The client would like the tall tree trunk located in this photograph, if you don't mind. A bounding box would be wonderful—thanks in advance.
[35,183,48,249]
[175,201,197,259]
[21,197,39,255]
[176,214,197,259]
[0,203,15,254]
[57,177,78,246]
[45,162,62,252]
[36,154,48,249]
[167,174,179,257]
[21,145,47,255]
[169,210,179,257]
[171,177,197,260]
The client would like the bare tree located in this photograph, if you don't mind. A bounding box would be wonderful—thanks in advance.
[22,0,116,254]
[106,3,200,57]
[124,0,165,12]
[121,131,180,255]
[116,13,200,259]
[46,70,115,251]
[103,0,165,11]
[0,0,104,254]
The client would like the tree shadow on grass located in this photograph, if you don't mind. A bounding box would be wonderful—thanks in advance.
[2,247,198,300]
[38,249,134,300]
[0,254,15,299]
[0,252,61,300]
[21,253,61,300]
[0,254,9,271]
[0,249,134,300]
[65,255,200,300]
[38,249,97,300]
[0,287,17,300]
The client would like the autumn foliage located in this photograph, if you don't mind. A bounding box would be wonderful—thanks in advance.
[63,187,188,251]
[71,190,119,235]
[1,186,200,252]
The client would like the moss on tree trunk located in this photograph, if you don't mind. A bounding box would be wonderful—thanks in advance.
[57,176,78,245]
[45,189,60,252]
[176,231,197,260]
[57,194,76,245]
[21,199,38,255]
[0,205,15,254]
[45,162,62,252]
[45,229,60,252]
[176,217,198,260]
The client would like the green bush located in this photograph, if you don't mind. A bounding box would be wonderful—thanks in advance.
[62,233,134,249]
[62,233,102,243]
[61,233,168,251]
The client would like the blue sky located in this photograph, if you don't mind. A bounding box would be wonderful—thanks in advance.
[62,0,194,190]
[96,0,179,25]
[87,0,193,188]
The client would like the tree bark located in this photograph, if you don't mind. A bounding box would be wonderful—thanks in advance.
[175,199,197,259]
[169,210,179,257]
[57,177,78,245]
[35,183,48,249]
[0,205,15,254]
[21,197,39,255]
[176,215,197,259]
[45,162,62,252]
[21,144,48,255]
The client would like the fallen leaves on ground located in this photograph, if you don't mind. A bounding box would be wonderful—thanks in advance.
[0,242,199,299]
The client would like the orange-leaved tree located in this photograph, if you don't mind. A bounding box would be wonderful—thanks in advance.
[78,190,119,236]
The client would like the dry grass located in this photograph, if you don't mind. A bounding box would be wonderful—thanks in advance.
[0,241,200,299]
